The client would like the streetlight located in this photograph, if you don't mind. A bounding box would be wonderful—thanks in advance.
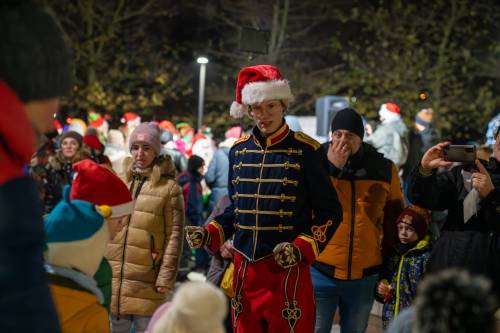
[196,56,209,132]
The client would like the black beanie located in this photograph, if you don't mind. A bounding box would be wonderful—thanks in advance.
[0,3,72,102]
[330,108,364,139]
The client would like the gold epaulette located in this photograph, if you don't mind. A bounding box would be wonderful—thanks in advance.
[232,134,251,147]
[294,132,321,150]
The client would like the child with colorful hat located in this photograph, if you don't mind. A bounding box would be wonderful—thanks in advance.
[70,159,134,310]
[44,187,110,333]
[376,205,431,329]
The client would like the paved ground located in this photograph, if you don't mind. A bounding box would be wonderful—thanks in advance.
[330,302,383,333]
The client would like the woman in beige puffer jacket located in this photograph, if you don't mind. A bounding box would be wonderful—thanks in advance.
[106,122,184,333]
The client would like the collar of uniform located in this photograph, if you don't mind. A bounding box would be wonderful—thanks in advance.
[252,121,290,148]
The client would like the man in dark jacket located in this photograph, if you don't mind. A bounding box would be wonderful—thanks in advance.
[0,3,72,332]
[407,128,500,301]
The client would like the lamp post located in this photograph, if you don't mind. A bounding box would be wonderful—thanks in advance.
[196,56,209,132]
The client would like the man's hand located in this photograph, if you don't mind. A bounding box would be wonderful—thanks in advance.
[185,226,208,249]
[472,160,494,199]
[420,142,453,174]
[273,242,302,269]
[328,139,350,169]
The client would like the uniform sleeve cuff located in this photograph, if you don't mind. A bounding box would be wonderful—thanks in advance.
[206,221,225,253]
[293,235,320,265]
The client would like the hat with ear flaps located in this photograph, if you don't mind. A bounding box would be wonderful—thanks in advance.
[229,65,294,119]
[44,186,109,277]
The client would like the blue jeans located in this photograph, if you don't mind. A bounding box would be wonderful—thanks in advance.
[311,266,377,333]
[110,313,151,333]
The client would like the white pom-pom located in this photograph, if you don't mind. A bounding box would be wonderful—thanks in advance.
[229,102,247,119]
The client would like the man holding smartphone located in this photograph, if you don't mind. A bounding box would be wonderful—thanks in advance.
[407,130,500,302]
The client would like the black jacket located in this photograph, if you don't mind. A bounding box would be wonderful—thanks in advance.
[407,157,500,300]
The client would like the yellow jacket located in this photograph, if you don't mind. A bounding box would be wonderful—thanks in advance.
[316,143,405,280]
[50,284,109,333]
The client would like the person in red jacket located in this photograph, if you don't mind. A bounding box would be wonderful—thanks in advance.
[0,3,72,332]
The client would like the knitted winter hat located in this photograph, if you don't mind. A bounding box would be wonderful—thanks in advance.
[60,131,83,147]
[151,282,227,333]
[129,122,162,156]
[71,159,133,218]
[379,102,401,122]
[44,186,109,277]
[230,65,294,118]
[0,4,71,102]
[330,108,365,139]
[396,205,430,240]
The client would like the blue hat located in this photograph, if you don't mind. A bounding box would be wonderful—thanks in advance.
[44,186,109,276]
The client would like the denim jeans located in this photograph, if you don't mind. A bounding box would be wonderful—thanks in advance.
[110,314,151,333]
[311,266,377,333]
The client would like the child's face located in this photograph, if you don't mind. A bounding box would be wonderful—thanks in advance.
[398,223,419,244]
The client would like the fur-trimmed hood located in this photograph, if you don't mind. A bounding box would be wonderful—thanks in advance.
[123,154,176,185]
[47,149,90,171]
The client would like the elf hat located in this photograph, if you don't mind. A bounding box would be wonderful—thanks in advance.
[44,186,109,277]
[379,102,401,122]
[229,65,294,119]
[71,159,134,218]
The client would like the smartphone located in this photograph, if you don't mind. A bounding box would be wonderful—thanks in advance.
[443,145,476,163]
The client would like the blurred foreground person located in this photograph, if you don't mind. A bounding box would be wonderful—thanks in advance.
[0,3,72,332]
[146,281,227,333]
[386,269,497,333]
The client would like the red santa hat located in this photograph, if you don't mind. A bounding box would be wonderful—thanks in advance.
[83,134,104,151]
[121,112,141,126]
[379,102,401,122]
[70,159,134,218]
[229,65,294,119]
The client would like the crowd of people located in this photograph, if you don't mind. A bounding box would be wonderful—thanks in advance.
[1,3,500,333]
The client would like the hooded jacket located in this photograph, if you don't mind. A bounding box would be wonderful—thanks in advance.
[106,155,184,316]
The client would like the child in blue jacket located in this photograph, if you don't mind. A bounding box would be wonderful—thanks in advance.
[376,205,431,329]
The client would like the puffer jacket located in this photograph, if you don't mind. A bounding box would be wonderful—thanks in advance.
[315,143,405,280]
[379,236,431,329]
[106,155,185,316]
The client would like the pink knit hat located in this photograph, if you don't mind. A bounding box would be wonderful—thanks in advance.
[128,122,162,156]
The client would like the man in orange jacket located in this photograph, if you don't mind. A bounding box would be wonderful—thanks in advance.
[313,108,405,333]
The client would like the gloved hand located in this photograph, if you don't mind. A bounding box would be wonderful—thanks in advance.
[273,242,302,269]
[185,226,209,249]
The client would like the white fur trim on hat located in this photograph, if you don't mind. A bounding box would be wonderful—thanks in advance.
[110,201,135,218]
[230,101,247,119]
[241,80,294,106]
[379,105,400,123]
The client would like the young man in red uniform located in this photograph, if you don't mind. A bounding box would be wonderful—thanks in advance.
[186,65,342,333]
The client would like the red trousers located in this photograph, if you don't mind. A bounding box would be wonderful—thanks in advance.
[231,252,315,333]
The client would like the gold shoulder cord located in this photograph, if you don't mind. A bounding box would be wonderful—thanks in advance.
[231,259,248,329]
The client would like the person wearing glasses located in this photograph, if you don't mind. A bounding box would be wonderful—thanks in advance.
[185,65,342,333]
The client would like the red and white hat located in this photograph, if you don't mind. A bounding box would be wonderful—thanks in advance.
[229,65,294,118]
[70,159,134,218]
[121,112,141,126]
[379,102,401,122]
